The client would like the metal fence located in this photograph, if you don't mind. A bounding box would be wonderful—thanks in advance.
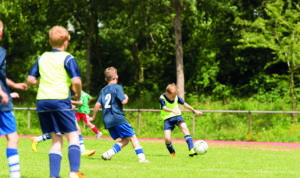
[14,107,300,136]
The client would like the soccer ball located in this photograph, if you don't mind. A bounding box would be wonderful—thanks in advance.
[194,140,208,155]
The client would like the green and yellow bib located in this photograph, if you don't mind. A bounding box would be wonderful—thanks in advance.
[160,95,181,120]
[37,51,72,100]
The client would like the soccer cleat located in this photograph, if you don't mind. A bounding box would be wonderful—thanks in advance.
[101,152,112,160]
[31,137,38,152]
[96,132,102,139]
[69,172,86,178]
[81,150,96,157]
[171,153,176,157]
[189,148,197,157]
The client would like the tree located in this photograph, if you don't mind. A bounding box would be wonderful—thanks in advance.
[164,0,196,100]
[236,0,300,123]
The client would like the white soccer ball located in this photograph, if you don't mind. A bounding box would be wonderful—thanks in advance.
[194,140,208,155]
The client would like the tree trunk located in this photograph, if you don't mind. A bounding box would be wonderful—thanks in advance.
[86,0,96,93]
[165,1,185,100]
[174,5,184,100]
[130,43,144,96]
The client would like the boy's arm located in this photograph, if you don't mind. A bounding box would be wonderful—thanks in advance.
[72,77,82,100]
[28,58,40,86]
[121,94,128,105]
[7,78,28,90]
[183,103,202,116]
[88,97,93,105]
[91,102,101,121]
[71,100,82,105]
[162,106,180,115]
[0,85,9,104]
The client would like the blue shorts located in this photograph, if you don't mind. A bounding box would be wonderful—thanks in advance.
[0,111,17,136]
[38,110,77,135]
[108,123,135,140]
[164,116,185,131]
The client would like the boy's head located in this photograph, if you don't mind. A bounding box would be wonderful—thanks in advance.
[165,83,178,100]
[104,67,118,82]
[49,26,70,49]
[0,20,3,40]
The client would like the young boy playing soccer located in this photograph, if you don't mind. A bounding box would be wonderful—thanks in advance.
[71,88,102,139]
[91,67,148,163]
[28,26,85,178]
[0,20,28,178]
[159,84,202,157]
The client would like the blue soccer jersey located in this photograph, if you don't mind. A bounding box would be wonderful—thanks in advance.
[97,84,127,129]
[0,47,13,112]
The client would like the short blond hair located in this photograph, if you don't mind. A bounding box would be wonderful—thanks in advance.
[49,26,70,47]
[0,20,3,30]
[104,67,118,81]
[166,83,178,94]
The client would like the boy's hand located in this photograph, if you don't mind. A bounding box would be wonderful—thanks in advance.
[90,116,95,121]
[172,110,180,115]
[194,110,203,116]
[10,92,19,98]
[14,83,28,90]
[0,92,9,104]
[71,104,76,110]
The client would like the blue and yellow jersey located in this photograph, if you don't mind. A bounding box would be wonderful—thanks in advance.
[28,49,80,112]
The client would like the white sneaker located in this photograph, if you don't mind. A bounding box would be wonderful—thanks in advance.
[96,132,102,139]
[101,152,112,160]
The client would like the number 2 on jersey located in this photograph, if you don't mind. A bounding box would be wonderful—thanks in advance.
[104,94,111,108]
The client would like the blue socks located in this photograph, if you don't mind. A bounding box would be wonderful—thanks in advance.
[43,134,51,141]
[49,144,81,177]
[135,147,146,161]
[112,143,121,153]
[184,135,194,150]
[166,142,175,154]
[7,148,20,178]
[49,149,62,178]
[79,134,85,153]
[68,144,81,172]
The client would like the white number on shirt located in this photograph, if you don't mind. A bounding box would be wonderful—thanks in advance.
[104,94,111,108]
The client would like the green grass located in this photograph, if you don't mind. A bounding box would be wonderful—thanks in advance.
[0,138,299,178]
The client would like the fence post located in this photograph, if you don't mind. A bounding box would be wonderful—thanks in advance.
[138,109,141,134]
[27,108,31,129]
[248,111,251,135]
[192,112,195,137]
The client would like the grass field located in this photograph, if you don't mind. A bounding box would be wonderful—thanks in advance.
[0,137,299,178]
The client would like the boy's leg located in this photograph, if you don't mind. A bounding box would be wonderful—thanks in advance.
[49,133,63,178]
[164,130,175,156]
[83,114,102,138]
[178,122,196,156]
[31,134,52,152]
[6,132,21,178]
[76,123,85,153]
[102,138,129,160]
[65,131,81,174]
[129,135,148,162]
[76,123,96,156]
